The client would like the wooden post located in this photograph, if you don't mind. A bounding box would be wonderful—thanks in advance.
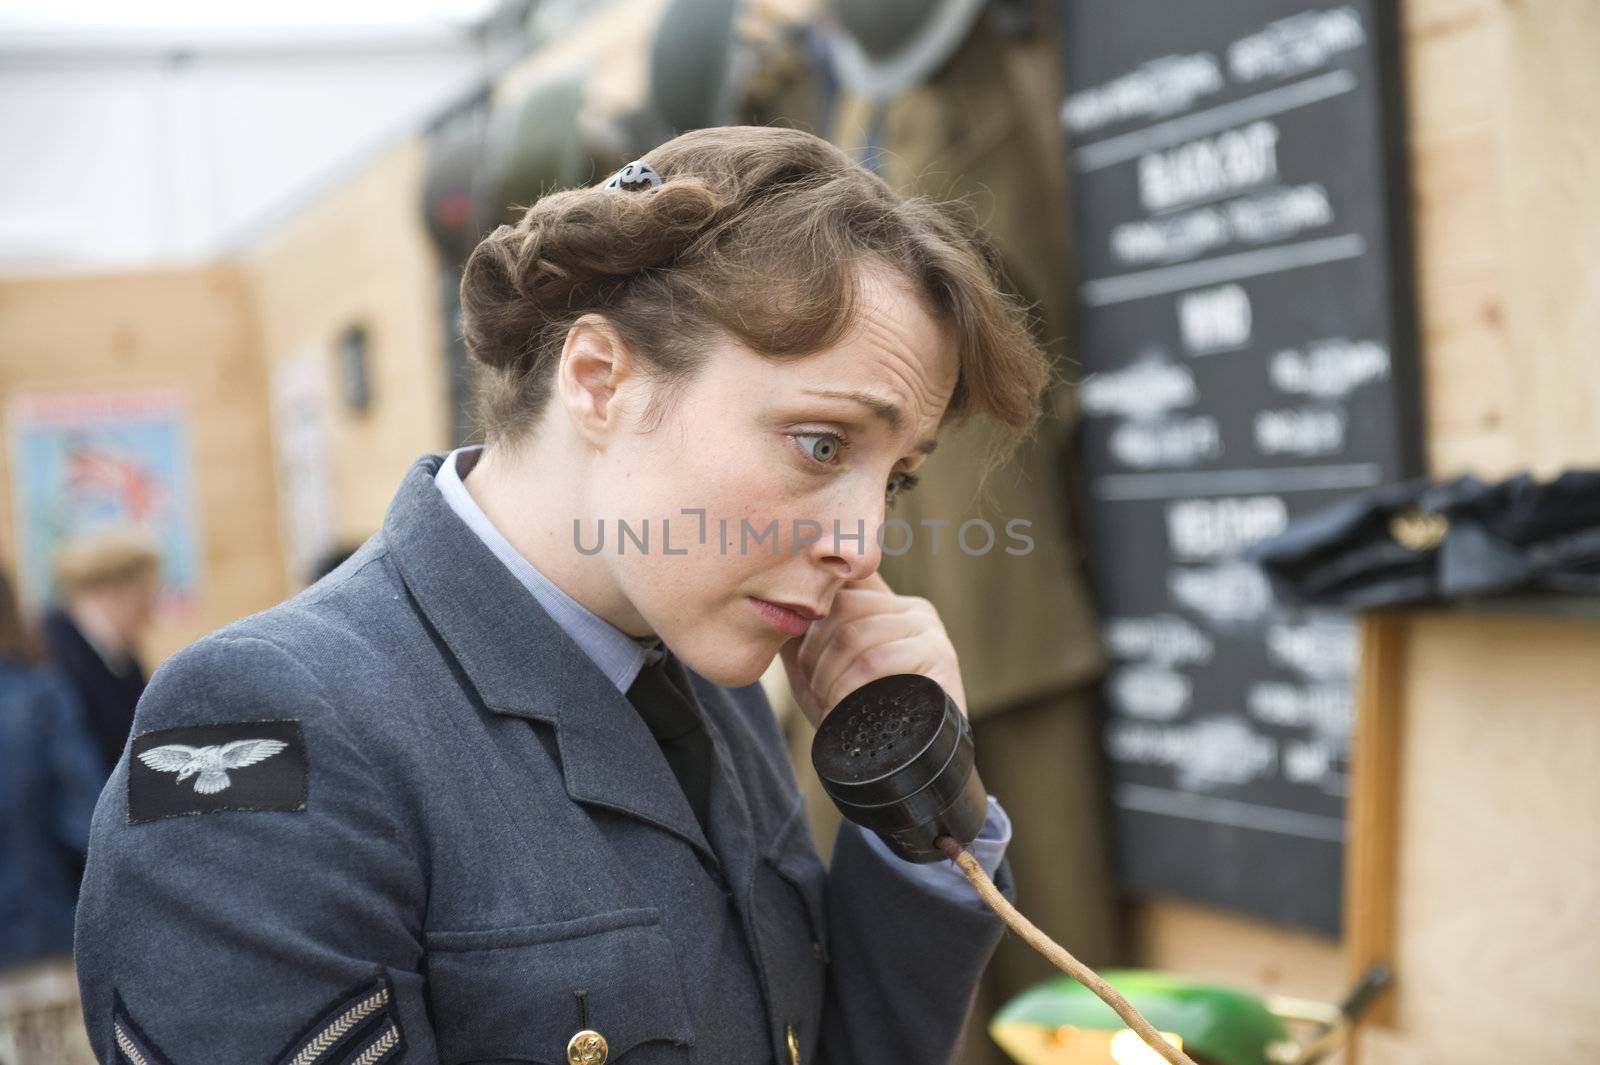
[1343,612,1407,1061]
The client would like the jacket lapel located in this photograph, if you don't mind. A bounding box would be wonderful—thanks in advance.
[382,454,715,863]
[692,685,761,899]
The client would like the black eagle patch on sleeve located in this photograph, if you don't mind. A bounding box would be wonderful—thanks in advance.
[128,719,307,824]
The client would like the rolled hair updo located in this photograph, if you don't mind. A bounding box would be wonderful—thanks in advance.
[459,125,1054,468]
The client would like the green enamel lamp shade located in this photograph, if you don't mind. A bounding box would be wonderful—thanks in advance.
[990,970,1290,1065]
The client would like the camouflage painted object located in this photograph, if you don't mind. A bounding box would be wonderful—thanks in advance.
[990,970,1291,1065]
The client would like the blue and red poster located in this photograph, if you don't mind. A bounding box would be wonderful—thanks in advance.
[7,388,201,611]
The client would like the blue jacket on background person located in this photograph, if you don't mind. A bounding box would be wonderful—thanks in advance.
[0,659,103,969]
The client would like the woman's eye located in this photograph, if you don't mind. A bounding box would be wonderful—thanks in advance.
[795,432,845,464]
[886,472,920,506]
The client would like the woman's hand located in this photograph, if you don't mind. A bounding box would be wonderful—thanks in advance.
[778,571,967,729]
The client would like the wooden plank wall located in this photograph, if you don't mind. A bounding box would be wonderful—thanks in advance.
[0,139,452,666]
[1353,7,1600,1058]
[1407,0,1600,479]
[1356,614,1600,1064]
[0,266,287,664]
[244,137,451,550]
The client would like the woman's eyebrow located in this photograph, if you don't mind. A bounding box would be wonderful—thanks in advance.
[801,388,939,455]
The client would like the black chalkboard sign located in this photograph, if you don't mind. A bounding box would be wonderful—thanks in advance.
[1056,0,1421,934]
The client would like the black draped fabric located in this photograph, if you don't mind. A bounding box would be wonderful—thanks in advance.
[624,652,715,831]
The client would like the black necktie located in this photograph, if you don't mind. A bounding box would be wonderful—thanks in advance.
[625,653,715,832]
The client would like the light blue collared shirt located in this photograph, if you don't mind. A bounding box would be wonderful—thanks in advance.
[433,446,1010,892]
[434,446,665,692]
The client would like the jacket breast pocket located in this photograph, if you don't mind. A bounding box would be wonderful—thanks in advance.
[424,909,693,1065]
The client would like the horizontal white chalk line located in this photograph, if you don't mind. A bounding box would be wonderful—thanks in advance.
[1091,462,1384,500]
[1081,234,1368,307]
[1074,69,1359,172]
[1116,783,1346,842]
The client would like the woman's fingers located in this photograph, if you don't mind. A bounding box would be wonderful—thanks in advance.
[815,634,958,713]
[780,569,966,729]
[808,613,927,704]
[785,610,965,728]
[795,588,919,676]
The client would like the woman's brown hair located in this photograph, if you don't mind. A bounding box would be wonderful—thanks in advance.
[459,125,1053,468]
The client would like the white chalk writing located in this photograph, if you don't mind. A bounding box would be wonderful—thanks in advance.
[1247,681,1354,737]
[1227,183,1334,242]
[1270,338,1390,398]
[1180,284,1252,354]
[1168,562,1273,622]
[1283,738,1344,790]
[1167,496,1289,560]
[1113,209,1229,265]
[1109,416,1223,468]
[1230,7,1365,84]
[1266,618,1358,679]
[1138,121,1280,214]
[1111,184,1332,266]
[1111,665,1193,720]
[1064,53,1224,134]
[1080,358,1198,420]
[1254,407,1347,456]
[1104,614,1216,667]
[1108,717,1279,790]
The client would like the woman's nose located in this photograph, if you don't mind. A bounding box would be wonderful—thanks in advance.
[807,505,884,583]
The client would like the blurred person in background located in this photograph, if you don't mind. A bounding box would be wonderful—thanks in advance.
[40,531,161,777]
[0,566,103,970]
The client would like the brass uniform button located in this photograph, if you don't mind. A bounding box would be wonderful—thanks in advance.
[567,1029,608,1065]
[786,1022,801,1065]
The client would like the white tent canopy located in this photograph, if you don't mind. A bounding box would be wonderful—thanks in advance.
[0,1,519,274]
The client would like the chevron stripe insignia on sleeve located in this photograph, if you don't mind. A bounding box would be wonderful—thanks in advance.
[274,974,404,1065]
[112,992,175,1065]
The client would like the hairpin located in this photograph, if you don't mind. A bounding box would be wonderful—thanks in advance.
[605,160,663,190]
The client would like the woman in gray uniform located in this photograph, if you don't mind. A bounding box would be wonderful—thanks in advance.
[76,126,1052,1065]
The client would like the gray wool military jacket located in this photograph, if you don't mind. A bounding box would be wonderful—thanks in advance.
[75,454,1013,1065]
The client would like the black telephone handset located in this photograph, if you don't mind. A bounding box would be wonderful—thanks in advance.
[810,674,990,863]
[811,674,1203,1065]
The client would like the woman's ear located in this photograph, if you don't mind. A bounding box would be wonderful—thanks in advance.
[555,315,639,447]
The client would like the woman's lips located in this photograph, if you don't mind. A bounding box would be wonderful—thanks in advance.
[749,597,816,637]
